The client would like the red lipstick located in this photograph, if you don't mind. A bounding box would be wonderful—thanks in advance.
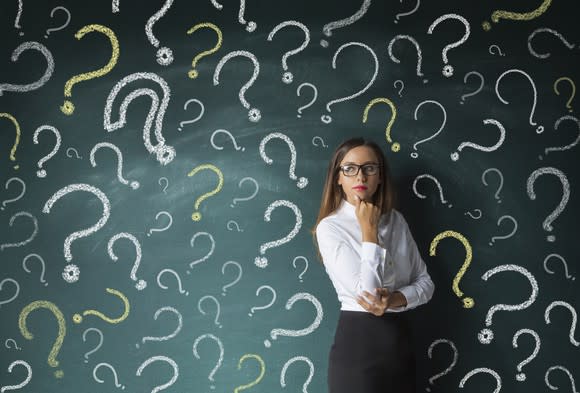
[353,185,367,190]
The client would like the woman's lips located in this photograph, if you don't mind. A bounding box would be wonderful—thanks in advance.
[353,186,367,190]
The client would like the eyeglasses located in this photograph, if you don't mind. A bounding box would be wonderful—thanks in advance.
[339,163,380,177]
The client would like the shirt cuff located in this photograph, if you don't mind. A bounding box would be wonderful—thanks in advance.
[397,285,418,310]
[361,242,386,269]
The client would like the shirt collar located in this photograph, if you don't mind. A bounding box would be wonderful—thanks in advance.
[337,199,357,219]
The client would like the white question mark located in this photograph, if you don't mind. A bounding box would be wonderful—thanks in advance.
[44,6,71,39]
[238,0,256,32]
[393,79,404,97]
[198,295,222,328]
[545,365,579,392]
[82,327,104,363]
[93,363,125,390]
[157,269,188,296]
[1,177,25,211]
[427,13,470,77]
[296,82,318,117]
[227,220,243,232]
[527,167,569,242]
[478,264,538,344]
[544,301,579,347]
[464,209,482,219]
[32,125,61,178]
[489,215,517,246]
[460,71,484,104]
[0,360,32,393]
[255,200,303,268]
[394,0,420,23]
[135,356,179,393]
[66,147,82,159]
[147,211,173,236]
[188,232,215,273]
[540,115,580,159]
[264,292,323,347]
[231,177,259,207]
[213,50,261,122]
[145,0,174,65]
[292,256,309,282]
[512,328,540,381]
[90,142,140,189]
[280,356,314,393]
[320,0,371,47]
[387,35,426,83]
[138,306,183,348]
[4,339,21,350]
[488,44,505,56]
[221,261,242,296]
[321,41,378,123]
[425,338,458,391]
[192,333,224,390]
[481,167,503,203]
[412,174,452,207]
[412,100,447,158]
[459,368,502,392]
[311,136,327,148]
[0,41,55,96]
[211,129,245,151]
[178,98,204,131]
[495,68,543,133]
[0,212,38,251]
[450,119,506,161]
[249,285,276,316]
[267,21,310,84]
[543,253,575,280]
[42,184,110,283]
[108,232,146,290]
[0,278,20,308]
[528,27,576,59]
[158,177,169,193]
[259,132,308,188]
[22,253,48,286]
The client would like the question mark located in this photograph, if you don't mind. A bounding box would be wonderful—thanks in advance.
[1,177,25,211]
[178,98,205,131]
[157,269,188,296]
[211,129,245,151]
[231,177,259,207]
[394,0,420,23]
[22,253,48,286]
[296,82,318,117]
[255,200,303,268]
[187,164,224,221]
[482,0,553,31]
[411,100,447,158]
[234,354,265,393]
[32,125,61,177]
[488,44,505,56]
[227,220,243,232]
[213,50,261,122]
[82,327,104,363]
[61,24,119,115]
[198,295,222,328]
[249,285,276,316]
[527,167,569,242]
[19,300,66,378]
[481,167,503,203]
[137,306,183,348]
[393,79,404,96]
[459,368,502,391]
[44,6,71,38]
[512,328,540,381]
[192,333,224,390]
[0,113,21,169]
[145,0,175,65]
[425,339,458,391]
[460,71,484,104]
[412,174,452,208]
[90,142,140,189]
[0,42,55,96]
[450,119,506,161]
[0,360,32,392]
[0,212,39,251]
[528,27,576,59]
[108,232,147,290]
[187,232,215,273]
[93,363,125,389]
[186,23,223,79]
[545,365,579,392]
[42,183,111,283]
[280,356,314,392]
[464,209,482,219]
[311,136,327,147]
[429,230,473,308]
[543,253,575,280]
[238,0,257,32]
[292,256,309,282]
[478,264,538,344]
[4,339,21,350]
[489,215,518,246]
[66,147,82,159]
[260,132,308,188]
[321,42,378,124]
[221,261,242,296]
[387,35,426,83]
[135,356,179,393]
[320,0,371,47]
[147,211,173,236]
[427,13,470,77]
[158,177,169,193]
[264,292,323,347]
[544,301,579,347]
[554,77,575,112]
[0,279,20,308]
[72,287,130,324]
[267,21,310,84]
[362,97,399,152]
[541,115,580,159]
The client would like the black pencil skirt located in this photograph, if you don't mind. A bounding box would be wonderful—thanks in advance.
[328,310,416,393]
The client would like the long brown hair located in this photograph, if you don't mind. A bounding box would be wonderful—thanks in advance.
[311,137,396,261]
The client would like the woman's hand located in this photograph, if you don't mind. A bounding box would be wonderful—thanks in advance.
[357,288,391,316]
[353,195,381,242]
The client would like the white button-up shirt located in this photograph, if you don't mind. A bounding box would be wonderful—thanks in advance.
[316,199,435,312]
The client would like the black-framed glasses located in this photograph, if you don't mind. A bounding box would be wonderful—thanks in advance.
[339,163,380,177]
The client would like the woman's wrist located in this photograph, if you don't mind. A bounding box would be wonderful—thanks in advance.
[362,231,378,244]
[388,291,408,309]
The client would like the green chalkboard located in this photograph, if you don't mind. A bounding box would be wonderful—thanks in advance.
[1,0,579,392]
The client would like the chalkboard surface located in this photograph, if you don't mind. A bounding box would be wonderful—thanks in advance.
[1,1,578,392]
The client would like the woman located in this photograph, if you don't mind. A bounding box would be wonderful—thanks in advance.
[313,137,435,392]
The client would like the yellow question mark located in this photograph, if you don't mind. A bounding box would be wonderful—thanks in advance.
[554,77,575,112]
[0,113,20,169]
[19,300,66,378]
[187,164,224,221]
[233,353,265,393]
[362,98,399,152]
[61,24,120,115]
[429,230,474,309]
[72,288,130,324]
[482,0,552,31]
[186,22,223,79]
